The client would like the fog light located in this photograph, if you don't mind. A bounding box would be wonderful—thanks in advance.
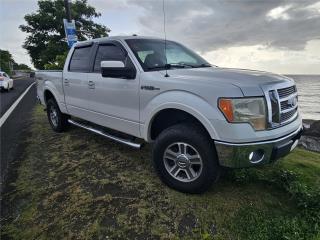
[249,149,265,163]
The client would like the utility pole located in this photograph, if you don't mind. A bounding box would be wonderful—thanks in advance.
[64,0,71,22]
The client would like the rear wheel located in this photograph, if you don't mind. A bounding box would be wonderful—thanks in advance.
[46,98,69,132]
[152,123,220,193]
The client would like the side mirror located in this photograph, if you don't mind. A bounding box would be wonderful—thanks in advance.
[101,61,136,79]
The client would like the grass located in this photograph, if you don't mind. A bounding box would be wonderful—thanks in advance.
[1,105,320,240]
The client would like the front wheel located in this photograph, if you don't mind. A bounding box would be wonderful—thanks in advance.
[152,123,220,193]
[46,98,69,132]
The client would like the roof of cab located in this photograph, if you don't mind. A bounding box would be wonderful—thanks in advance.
[73,35,163,47]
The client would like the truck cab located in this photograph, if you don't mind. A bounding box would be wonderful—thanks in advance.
[37,36,302,193]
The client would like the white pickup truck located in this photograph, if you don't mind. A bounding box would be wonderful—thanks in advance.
[36,36,302,193]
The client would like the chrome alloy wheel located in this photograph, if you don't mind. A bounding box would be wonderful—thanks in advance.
[163,142,203,182]
[49,105,58,127]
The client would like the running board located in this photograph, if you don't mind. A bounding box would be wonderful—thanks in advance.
[68,119,142,149]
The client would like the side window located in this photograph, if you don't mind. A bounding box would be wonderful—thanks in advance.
[69,46,92,72]
[93,44,126,72]
[4,73,8,77]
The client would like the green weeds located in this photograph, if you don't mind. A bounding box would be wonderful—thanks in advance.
[1,106,320,239]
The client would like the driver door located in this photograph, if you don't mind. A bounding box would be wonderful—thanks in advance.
[86,41,140,137]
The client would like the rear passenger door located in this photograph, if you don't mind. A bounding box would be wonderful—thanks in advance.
[63,44,93,119]
[86,41,141,137]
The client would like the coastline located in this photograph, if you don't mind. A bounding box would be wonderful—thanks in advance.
[300,119,320,152]
[302,119,317,128]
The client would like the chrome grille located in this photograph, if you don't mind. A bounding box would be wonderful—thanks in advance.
[277,86,296,98]
[267,85,298,127]
[280,100,297,111]
[281,108,297,122]
[280,101,287,110]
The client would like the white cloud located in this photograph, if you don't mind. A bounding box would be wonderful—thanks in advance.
[0,0,320,73]
[202,40,320,74]
[266,5,292,21]
[0,0,38,67]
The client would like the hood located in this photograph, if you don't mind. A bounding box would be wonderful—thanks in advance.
[161,67,294,96]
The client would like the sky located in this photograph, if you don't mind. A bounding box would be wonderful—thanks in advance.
[0,0,320,74]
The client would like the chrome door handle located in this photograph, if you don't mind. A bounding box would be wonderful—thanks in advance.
[64,78,70,86]
[88,80,95,89]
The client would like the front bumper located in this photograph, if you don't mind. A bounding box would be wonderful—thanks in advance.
[214,126,303,168]
[0,82,8,89]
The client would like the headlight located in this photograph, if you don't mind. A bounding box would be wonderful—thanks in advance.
[218,97,267,130]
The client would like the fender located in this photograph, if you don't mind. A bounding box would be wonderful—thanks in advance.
[141,90,224,142]
[43,82,68,113]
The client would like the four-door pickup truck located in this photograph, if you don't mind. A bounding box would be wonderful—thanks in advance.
[36,36,302,193]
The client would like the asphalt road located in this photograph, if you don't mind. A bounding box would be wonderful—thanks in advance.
[1,78,35,116]
[0,77,37,189]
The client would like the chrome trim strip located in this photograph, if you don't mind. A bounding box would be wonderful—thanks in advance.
[266,91,273,124]
[278,92,298,101]
[215,125,302,146]
[281,105,298,113]
[275,89,282,122]
[68,119,142,149]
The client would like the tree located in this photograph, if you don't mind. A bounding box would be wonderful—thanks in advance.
[44,52,68,70]
[0,50,15,75]
[20,0,110,69]
[14,63,32,71]
[0,49,32,75]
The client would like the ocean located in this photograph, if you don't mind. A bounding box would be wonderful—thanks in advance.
[287,75,320,120]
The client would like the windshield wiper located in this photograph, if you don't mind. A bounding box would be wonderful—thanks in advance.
[168,63,212,68]
[147,64,186,71]
[146,65,167,71]
[146,63,211,71]
[193,63,212,68]
[167,63,194,68]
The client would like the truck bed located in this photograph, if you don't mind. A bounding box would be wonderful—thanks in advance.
[36,70,64,107]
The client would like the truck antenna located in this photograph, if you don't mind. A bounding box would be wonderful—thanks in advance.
[163,0,169,77]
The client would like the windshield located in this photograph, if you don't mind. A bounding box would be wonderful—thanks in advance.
[125,39,211,71]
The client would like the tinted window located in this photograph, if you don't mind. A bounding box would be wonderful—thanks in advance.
[126,39,210,71]
[94,44,126,72]
[69,46,92,72]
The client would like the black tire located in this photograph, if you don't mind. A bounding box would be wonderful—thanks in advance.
[152,123,220,193]
[46,98,69,132]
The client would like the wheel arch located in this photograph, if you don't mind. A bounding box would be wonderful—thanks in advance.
[42,83,67,113]
[141,90,221,141]
[44,89,56,104]
[143,104,219,142]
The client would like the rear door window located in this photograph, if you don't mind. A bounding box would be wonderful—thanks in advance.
[69,46,92,72]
